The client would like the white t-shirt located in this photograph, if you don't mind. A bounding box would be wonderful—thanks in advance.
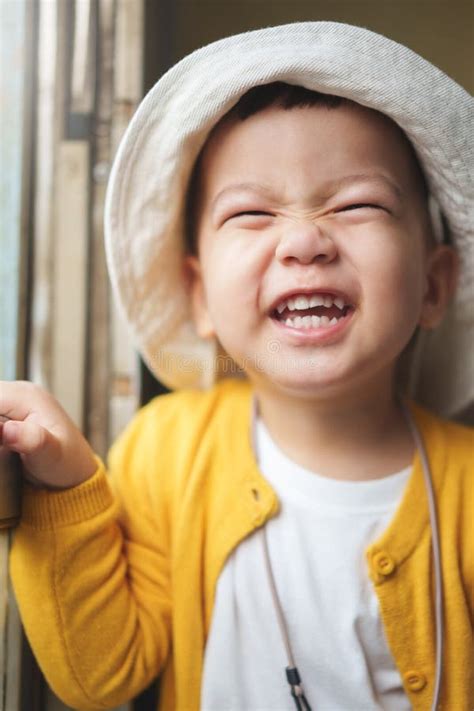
[200,415,413,711]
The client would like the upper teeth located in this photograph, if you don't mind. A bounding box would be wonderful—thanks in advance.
[276,294,346,314]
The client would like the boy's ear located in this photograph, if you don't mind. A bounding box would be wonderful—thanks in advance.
[182,255,216,340]
[418,245,459,330]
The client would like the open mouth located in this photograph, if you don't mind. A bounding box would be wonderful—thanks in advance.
[270,292,353,330]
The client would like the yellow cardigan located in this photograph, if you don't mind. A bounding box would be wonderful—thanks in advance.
[9,378,474,710]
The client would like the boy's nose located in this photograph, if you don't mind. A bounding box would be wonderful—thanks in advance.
[275,221,338,265]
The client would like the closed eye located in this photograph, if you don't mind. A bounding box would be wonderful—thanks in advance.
[231,210,272,218]
[339,203,382,211]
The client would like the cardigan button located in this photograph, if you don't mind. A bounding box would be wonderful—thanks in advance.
[403,670,427,692]
[372,551,396,576]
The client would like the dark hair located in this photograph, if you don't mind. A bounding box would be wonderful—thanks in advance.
[184,81,429,255]
[223,81,348,119]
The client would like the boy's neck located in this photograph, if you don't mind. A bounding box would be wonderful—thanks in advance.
[252,375,415,482]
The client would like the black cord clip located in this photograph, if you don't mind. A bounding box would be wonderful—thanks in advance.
[286,666,312,711]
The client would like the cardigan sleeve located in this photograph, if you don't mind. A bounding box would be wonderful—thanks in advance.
[9,401,172,710]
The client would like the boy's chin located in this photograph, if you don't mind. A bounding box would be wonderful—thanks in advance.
[245,363,354,400]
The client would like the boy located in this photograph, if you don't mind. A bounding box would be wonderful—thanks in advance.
[1,21,473,711]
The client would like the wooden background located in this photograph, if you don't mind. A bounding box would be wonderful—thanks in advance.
[1,1,142,708]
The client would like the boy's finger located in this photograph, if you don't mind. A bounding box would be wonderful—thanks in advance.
[1,419,61,466]
[0,380,53,424]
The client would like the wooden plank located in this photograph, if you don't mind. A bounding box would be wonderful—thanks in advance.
[110,300,139,439]
[29,0,64,390]
[111,0,144,150]
[52,142,89,428]
[0,0,30,383]
[70,0,94,114]
[0,0,36,706]
[85,0,115,458]
[114,0,144,102]
[108,0,144,443]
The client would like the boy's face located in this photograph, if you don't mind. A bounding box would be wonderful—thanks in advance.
[184,102,455,399]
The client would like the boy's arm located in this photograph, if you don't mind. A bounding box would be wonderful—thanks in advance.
[9,404,172,710]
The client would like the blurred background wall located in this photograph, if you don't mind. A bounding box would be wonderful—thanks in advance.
[0,1,472,709]
[163,0,473,91]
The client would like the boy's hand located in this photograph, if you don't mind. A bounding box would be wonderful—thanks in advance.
[0,381,97,490]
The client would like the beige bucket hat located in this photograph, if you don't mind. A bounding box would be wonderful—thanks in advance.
[104,21,473,417]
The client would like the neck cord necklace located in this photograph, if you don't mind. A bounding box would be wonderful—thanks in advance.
[250,395,444,711]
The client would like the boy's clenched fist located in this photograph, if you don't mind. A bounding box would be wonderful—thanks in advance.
[0,381,97,490]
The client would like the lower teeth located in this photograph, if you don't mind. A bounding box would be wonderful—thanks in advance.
[284,315,339,329]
